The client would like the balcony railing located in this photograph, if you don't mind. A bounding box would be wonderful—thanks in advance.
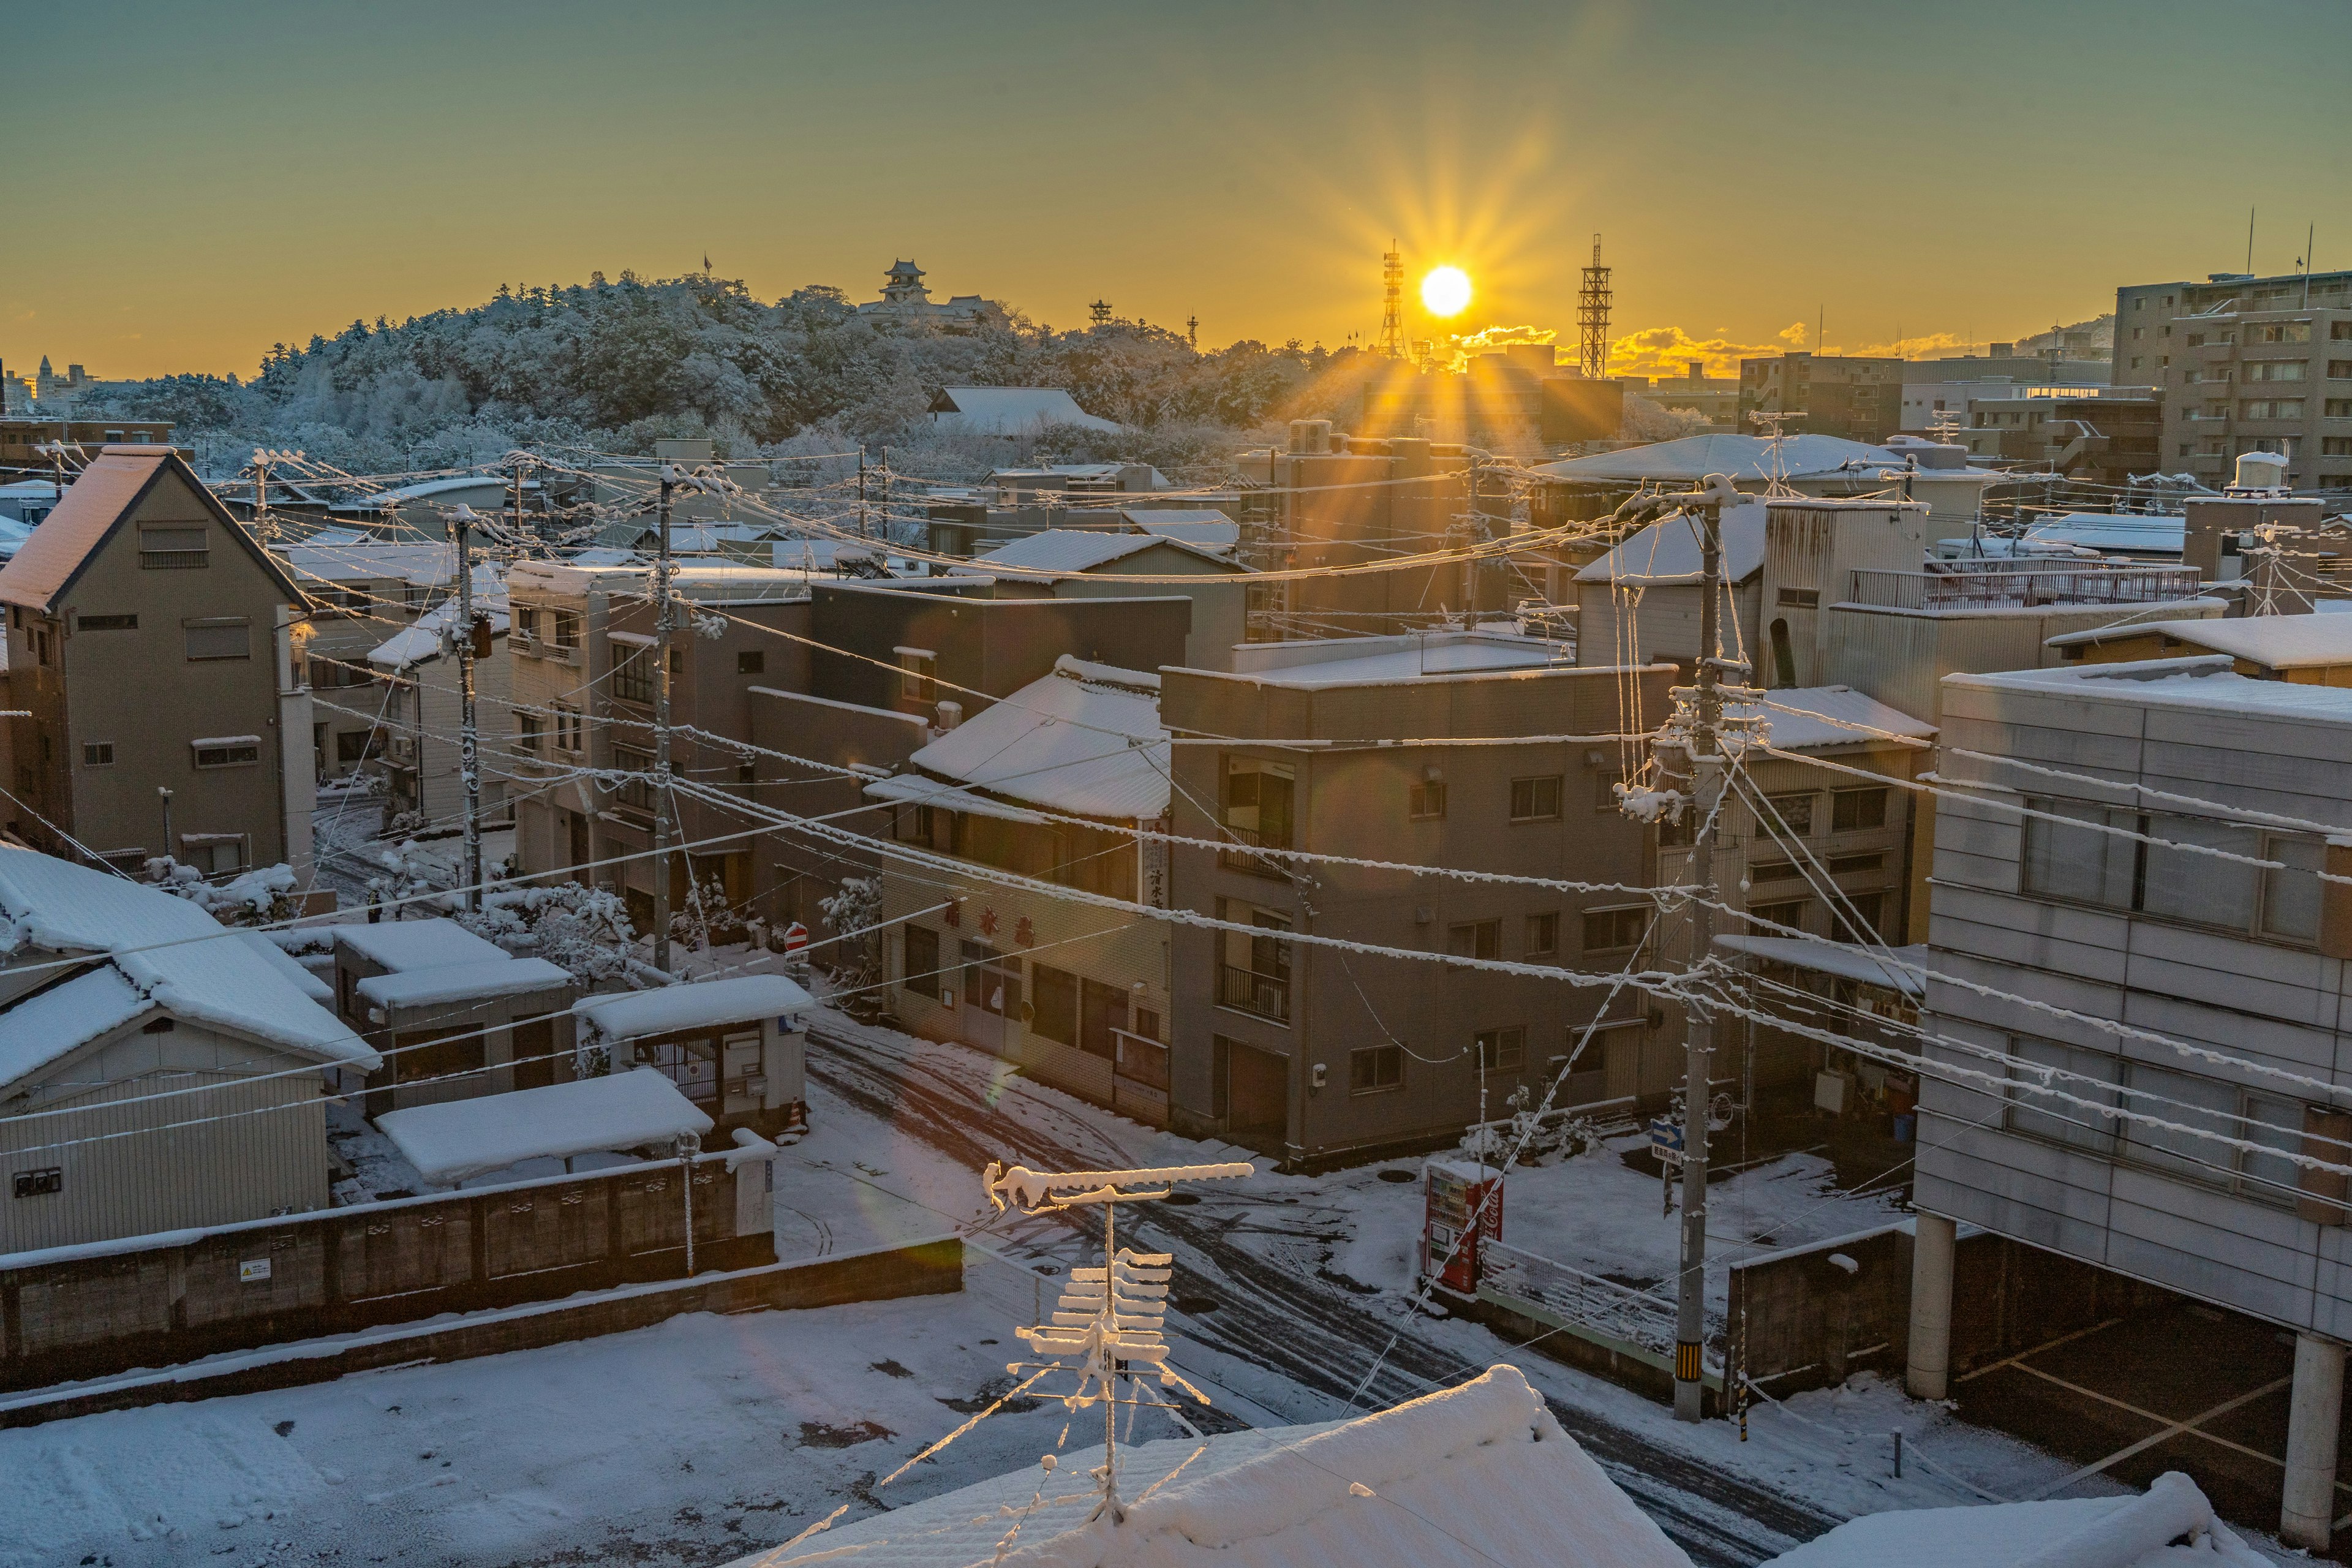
[1216,823,1292,879]
[1848,563,2204,612]
[1218,965,1291,1023]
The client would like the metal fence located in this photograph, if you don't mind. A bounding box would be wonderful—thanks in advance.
[1847,564,2204,611]
[1478,1240,1723,1383]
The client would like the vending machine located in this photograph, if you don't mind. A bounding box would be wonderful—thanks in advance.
[1420,1158,1504,1295]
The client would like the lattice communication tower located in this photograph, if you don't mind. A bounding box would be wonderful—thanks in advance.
[1578,233,1613,379]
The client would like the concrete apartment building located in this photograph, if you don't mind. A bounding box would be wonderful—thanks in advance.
[953,529,1250,672]
[745,578,1194,938]
[365,575,511,829]
[1,416,178,472]
[1159,629,1673,1166]
[503,559,816,937]
[2116,267,2352,491]
[273,540,460,775]
[1623,362,1740,429]
[871,657,1178,1119]
[0,447,315,877]
[1910,656,2352,1549]
[1737,353,1906,443]
[1234,425,1515,639]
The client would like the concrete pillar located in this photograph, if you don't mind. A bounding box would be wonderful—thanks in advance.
[2282,1332,2346,1551]
[1905,1212,1957,1400]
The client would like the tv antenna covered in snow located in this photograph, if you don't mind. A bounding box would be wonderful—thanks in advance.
[983,1160,1251,1521]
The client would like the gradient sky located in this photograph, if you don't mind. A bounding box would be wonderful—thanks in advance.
[6,0,2349,383]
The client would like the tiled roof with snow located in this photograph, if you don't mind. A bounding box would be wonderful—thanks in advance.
[377,1067,712,1185]
[332,918,510,973]
[1123,508,1240,552]
[720,1364,1689,1568]
[366,566,510,669]
[963,529,1239,577]
[1537,432,1905,483]
[929,386,1121,435]
[0,449,165,610]
[0,847,377,1080]
[1575,498,1768,586]
[2045,612,2352,668]
[895,655,1169,820]
[1728,686,1936,752]
[572,973,815,1044]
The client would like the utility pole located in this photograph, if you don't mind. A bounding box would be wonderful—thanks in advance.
[454,508,483,910]
[1672,477,1732,1423]
[857,451,869,540]
[510,453,527,542]
[253,449,269,535]
[651,466,677,972]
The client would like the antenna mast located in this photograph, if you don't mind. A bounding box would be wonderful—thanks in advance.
[1578,233,1613,379]
[1379,243,1406,358]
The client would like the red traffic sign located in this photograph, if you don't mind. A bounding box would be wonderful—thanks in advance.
[782,921,809,956]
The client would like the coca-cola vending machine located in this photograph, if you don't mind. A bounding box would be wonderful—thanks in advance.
[1420,1159,1504,1295]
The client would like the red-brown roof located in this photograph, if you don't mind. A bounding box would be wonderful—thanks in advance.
[0,447,301,612]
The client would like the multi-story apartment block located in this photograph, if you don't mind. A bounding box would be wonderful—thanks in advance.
[2116,268,2352,491]
[1160,629,1672,1166]
[273,540,461,777]
[0,447,314,877]
[503,560,816,938]
[364,576,511,829]
[1911,656,2352,1550]
[1738,353,1906,443]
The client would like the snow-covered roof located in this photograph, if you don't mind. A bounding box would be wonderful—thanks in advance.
[1537,433,1908,484]
[0,448,301,612]
[2020,513,2186,556]
[573,973,814,1044]
[505,559,815,601]
[276,541,456,587]
[367,567,510,669]
[1728,686,1937,752]
[356,956,576,1012]
[376,1067,714,1185]
[929,386,1121,435]
[0,967,152,1091]
[725,1363,1687,1568]
[962,529,1239,577]
[238,930,333,1003]
[328,476,536,513]
[2045,612,2352,668]
[1217,628,1574,688]
[862,771,1050,825]
[1576,497,1768,586]
[0,846,377,1080]
[895,655,1169,820]
[1762,1470,2266,1568]
[1714,935,1926,997]
[1123,508,1240,552]
[332,918,510,973]
[1951,655,2352,728]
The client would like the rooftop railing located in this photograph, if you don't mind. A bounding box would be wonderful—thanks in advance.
[1847,562,2205,611]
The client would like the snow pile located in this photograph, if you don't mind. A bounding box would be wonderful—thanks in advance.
[573,973,813,1046]
[146,859,300,925]
[376,1067,714,1184]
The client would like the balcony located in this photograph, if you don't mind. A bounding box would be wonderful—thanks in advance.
[1217,965,1291,1023]
[1847,562,2205,612]
[1216,823,1292,880]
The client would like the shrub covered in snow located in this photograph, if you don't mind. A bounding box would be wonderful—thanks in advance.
[449,881,639,987]
[146,858,300,926]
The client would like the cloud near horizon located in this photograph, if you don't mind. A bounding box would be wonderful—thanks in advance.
[1610,322,1972,378]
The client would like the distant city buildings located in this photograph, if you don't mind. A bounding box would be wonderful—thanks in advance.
[1620,361,1739,428]
[1738,352,1905,442]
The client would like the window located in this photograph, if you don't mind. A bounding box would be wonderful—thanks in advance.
[1525,911,1559,958]
[2327,439,2352,456]
[1827,852,1883,875]
[549,609,580,649]
[1349,1044,1403,1094]
[554,704,582,753]
[895,647,937,703]
[192,739,260,768]
[1030,963,1079,1046]
[1775,587,1819,608]
[737,649,764,676]
[1830,786,1887,832]
[2337,322,2352,340]
[336,729,381,766]
[2252,322,2312,344]
[2122,1061,2300,1205]
[1582,905,1648,952]
[1216,899,1292,1021]
[2244,361,2306,382]
[1446,920,1500,962]
[2005,1037,2117,1153]
[81,742,114,767]
[1408,780,1447,820]
[516,712,544,753]
[183,617,251,661]
[1222,756,1295,872]
[2329,401,2352,419]
[903,924,940,999]
[1474,1027,1525,1072]
[138,524,207,569]
[1751,898,1808,932]
[77,614,135,631]
[1831,892,1884,943]
[611,647,654,704]
[1749,861,1804,884]
[2262,835,2324,941]
[1509,775,1562,821]
[1762,791,1814,835]
[2024,797,2323,945]
[2022,799,2137,907]
[611,744,657,814]
[2242,399,2305,420]
[2329,363,2352,380]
